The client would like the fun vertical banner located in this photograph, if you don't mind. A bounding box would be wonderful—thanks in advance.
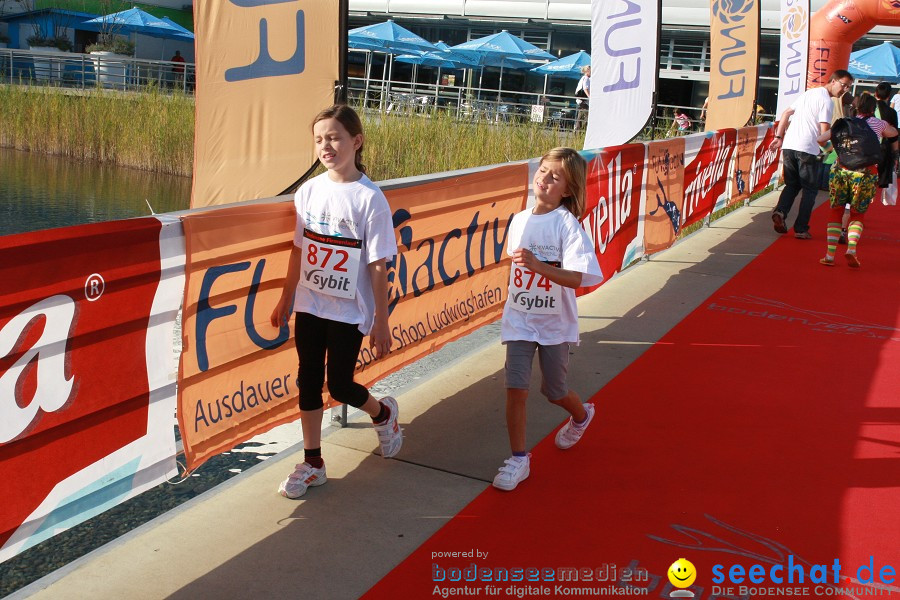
[706,0,760,132]
[585,0,660,150]
[776,0,809,119]
[192,0,344,207]
[643,138,686,255]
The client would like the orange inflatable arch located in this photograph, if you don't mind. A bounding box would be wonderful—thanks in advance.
[808,0,900,88]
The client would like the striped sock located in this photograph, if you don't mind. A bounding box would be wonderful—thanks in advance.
[847,221,863,254]
[824,222,841,260]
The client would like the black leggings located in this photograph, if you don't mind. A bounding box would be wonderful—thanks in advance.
[294,312,369,411]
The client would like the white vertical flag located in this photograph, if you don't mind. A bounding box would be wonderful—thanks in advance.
[585,0,660,150]
[775,0,809,119]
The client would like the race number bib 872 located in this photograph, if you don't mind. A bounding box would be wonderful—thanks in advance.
[300,229,362,299]
[508,262,562,314]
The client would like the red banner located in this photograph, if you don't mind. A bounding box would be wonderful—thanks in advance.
[580,144,647,292]
[0,219,178,561]
[682,130,738,230]
[752,126,781,194]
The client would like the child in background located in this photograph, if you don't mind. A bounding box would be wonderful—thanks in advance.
[494,147,604,491]
[270,104,402,499]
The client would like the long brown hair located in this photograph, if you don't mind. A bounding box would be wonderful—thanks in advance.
[312,104,366,174]
[540,147,587,218]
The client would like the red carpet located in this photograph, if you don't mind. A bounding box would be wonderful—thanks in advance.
[363,202,900,600]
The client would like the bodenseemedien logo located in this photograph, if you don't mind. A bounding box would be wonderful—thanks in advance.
[668,558,697,598]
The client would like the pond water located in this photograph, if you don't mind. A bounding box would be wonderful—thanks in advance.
[0,147,191,237]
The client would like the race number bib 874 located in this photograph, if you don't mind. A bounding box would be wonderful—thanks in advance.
[508,262,562,314]
[300,229,362,299]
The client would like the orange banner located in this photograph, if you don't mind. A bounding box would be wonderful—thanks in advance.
[707,0,760,132]
[643,138,686,255]
[178,203,298,470]
[192,1,342,207]
[731,126,758,205]
[178,165,527,470]
[357,165,528,385]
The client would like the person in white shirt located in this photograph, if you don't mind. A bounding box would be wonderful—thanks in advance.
[493,147,604,491]
[270,104,401,499]
[769,70,855,239]
[574,66,591,131]
[890,92,900,114]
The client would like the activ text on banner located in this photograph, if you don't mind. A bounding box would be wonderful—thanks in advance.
[0,218,181,562]
[191,0,341,207]
[585,0,659,150]
[355,164,529,386]
[580,143,647,293]
[643,137,686,255]
[776,0,809,119]
[707,0,760,132]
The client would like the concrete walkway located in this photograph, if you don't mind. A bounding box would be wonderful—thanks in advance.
[11,190,799,600]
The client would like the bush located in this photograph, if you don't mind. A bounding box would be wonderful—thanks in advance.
[27,35,73,51]
[86,36,135,56]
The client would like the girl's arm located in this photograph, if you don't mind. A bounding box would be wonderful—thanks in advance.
[367,258,392,358]
[270,244,303,328]
[511,248,583,289]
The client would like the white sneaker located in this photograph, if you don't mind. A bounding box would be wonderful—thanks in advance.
[278,462,326,499]
[555,403,595,449]
[373,396,402,458]
[492,454,530,491]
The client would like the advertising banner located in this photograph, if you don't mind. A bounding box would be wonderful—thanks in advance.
[178,202,299,471]
[707,0,760,132]
[776,0,810,119]
[751,125,781,194]
[0,218,181,562]
[580,144,647,292]
[178,166,527,471]
[731,126,759,206]
[643,138,686,255]
[585,0,660,150]
[682,130,738,230]
[357,165,528,384]
[192,0,342,207]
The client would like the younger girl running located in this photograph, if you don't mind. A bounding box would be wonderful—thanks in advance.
[270,104,402,499]
[817,93,898,268]
[494,147,604,491]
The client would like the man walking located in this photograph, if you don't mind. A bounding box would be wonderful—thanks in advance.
[769,70,855,239]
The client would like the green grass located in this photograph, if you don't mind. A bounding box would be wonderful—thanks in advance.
[0,85,584,180]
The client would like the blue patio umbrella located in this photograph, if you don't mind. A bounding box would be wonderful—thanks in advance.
[82,7,191,57]
[849,42,900,83]
[531,50,591,80]
[349,20,439,105]
[450,31,553,100]
[396,43,479,98]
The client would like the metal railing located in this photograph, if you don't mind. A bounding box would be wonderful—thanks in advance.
[0,48,194,92]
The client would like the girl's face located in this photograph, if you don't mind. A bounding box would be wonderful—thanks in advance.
[533,159,570,208]
[313,117,362,178]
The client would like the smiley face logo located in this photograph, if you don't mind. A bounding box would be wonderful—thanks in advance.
[668,558,697,588]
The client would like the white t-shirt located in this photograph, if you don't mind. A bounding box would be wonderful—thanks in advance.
[292,172,397,335]
[783,86,833,155]
[890,94,900,113]
[501,206,603,346]
[575,74,590,105]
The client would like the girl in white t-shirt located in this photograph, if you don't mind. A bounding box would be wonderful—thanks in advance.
[270,105,401,499]
[493,147,604,491]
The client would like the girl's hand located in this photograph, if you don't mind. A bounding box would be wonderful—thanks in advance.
[511,248,539,271]
[270,296,292,328]
[369,320,392,358]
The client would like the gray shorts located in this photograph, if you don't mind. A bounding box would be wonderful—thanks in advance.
[505,340,570,401]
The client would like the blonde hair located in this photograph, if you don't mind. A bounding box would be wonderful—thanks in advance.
[312,104,366,174]
[540,147,587,218]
